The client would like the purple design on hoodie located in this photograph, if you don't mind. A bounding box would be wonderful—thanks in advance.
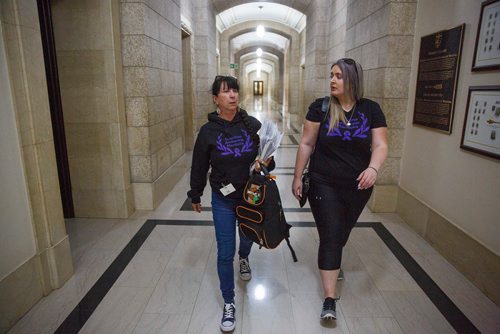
[216,129,253,157]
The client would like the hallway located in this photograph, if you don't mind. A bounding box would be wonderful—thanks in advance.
[2,0,500,333]
[8,100,500,333]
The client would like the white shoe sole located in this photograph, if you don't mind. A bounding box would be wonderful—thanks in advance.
[320,313,337,320]
[239,274,251,281]
[220,323,235,332]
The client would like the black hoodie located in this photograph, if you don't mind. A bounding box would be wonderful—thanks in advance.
[188,109,262,203]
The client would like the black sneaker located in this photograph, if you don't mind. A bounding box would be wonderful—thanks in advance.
[239,257,252,281]
[337,269,344,281]
[320,297,339,320]
[220,302,236,332]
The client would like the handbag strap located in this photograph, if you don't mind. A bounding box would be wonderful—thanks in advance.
[307,96,329,173]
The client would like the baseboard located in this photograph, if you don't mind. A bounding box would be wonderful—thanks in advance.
[396,187,500,306]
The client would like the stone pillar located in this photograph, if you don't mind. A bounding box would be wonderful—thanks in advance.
[192,0,218,132]
[344,0,417,211]
[0,0,73,331]
[52,0,134,217]
[121,0,186,209]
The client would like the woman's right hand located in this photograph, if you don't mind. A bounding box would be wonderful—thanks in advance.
[292,176,303,201]
[192,203,202,213]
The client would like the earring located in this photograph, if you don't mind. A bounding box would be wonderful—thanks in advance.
[216,107,221,115]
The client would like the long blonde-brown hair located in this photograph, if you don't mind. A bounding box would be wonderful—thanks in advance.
[327,58,364,132]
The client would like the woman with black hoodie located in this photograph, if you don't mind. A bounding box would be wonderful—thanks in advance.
[187,75,273,332]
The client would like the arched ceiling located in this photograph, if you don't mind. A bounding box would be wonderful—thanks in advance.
[211,0,312,17]
[231,32,289,53]
[245,62,274,74]
[216,2,307,33]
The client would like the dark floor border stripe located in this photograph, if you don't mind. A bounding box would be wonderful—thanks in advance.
[370,223,480,333]
[55,220,157,333]
[288,134,299,145]
[56,220,479,333]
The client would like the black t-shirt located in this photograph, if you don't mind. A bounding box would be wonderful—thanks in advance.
[306,97,387,185]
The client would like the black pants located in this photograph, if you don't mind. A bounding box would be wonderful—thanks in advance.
[309,180,372,270]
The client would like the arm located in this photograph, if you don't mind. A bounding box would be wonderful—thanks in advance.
[292,120,320,199]
[187,132,211,212]
[357,127,388,189]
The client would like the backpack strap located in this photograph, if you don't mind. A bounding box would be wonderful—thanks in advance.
[285,238,298,262]
[239,109,260,150]
[321,95,330,113]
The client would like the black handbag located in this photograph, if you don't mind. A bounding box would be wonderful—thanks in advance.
[299,171,310,208]
[298,96,329,208]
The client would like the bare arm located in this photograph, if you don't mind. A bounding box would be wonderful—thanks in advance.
[357,127,388,189]
[292,120,320,199]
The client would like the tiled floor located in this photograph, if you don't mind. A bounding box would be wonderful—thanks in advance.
[8,98,500,334]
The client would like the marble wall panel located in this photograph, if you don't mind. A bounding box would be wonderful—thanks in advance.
[388,2,417,35]
[381,98,408,129]
[126,97,149,127]
[58,50,120,124]
[124,67,148,97]
[122,35,151,67]
[127,126,151,156]
[130,155,153,182]
[396,188,429,236]
[120,3,145,35]
[0,256,44,333]
[383,67,411,98]
[52,0,113,50]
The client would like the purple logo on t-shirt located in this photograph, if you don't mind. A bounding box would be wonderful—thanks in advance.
[325,112,370,140]
[216,130,253,157]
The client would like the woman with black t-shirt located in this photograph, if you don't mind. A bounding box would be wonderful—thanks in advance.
[292,58,388,321]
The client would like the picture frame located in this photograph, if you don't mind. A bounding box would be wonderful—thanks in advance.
[471,0,500,71]
[460,86,500,159]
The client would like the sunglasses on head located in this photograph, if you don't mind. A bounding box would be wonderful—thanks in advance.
[340,58,358,74]
[215,75,237,80]
[341,58,356,65]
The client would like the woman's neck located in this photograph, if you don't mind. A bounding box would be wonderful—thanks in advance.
[337,96,355,112]
[218,108,237,121]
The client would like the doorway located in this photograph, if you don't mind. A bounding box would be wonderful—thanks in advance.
[253,81,263,96]
[37,0,74,218]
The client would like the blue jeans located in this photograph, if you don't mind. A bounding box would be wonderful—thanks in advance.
[211,191,253,303]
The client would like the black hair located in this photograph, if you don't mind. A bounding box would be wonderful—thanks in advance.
[211,75,240,96]
[239,109,260,150]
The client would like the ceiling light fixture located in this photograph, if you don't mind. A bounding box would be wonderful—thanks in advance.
[256,25,265,37]
[256,48,263,57]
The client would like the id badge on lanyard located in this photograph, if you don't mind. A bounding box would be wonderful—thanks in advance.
[220,183,236,196]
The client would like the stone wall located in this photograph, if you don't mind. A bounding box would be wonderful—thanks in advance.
[53,0,134,217]
[121,0,185,209]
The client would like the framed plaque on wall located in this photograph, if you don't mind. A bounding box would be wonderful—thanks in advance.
[412,24,465,133]
[472,0,500,71]
[460,86,500,159]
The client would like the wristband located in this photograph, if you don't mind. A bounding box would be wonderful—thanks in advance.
[368,166,378,174]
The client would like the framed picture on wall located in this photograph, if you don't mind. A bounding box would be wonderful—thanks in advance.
[460,86,500,159]
[471,0,500,71]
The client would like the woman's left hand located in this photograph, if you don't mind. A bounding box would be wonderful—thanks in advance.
[254,156,274,172]
[356,167,377,189]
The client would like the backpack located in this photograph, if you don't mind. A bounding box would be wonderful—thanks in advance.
[236,168,298,262]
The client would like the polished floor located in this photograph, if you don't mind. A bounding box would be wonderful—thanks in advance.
[8,97,500,334]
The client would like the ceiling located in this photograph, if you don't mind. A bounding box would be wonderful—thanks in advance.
[214,1,307,78]
[216,2,307,33]
[211,0,312,16]
[231,32,289,53]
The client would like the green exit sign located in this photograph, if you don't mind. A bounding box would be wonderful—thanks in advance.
[229,63,239,69]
